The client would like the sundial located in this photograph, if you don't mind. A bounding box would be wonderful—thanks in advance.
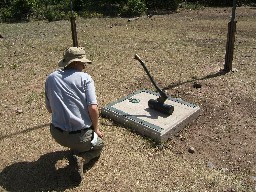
[101,89,200,142]
[102,55,200,142]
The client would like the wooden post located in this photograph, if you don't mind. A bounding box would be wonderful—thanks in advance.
[70,0,78,47]
[224,0,237,72]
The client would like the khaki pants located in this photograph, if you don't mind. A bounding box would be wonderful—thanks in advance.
[50,124,104,163]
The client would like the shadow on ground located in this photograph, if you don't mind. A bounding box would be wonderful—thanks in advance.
[0,123,50,141]
[163,69,227,90]
[0,150,90,191]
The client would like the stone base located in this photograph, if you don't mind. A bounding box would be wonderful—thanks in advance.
[101,90,200,143]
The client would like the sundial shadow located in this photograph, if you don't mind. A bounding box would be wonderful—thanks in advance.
[124,107,169,119]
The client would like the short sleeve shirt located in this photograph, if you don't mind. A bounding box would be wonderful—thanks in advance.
[45,69,97,131]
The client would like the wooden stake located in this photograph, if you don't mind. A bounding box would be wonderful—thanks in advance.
[224,0,237,72]
[70,0,78,47]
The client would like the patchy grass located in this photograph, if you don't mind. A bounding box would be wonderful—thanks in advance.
[0,7,256,191]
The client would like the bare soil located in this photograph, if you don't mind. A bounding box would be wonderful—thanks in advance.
[0,6,255,192]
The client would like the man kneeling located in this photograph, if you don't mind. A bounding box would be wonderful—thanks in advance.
[45,47,104,183]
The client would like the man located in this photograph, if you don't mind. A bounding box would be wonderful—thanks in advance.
[45,47,104,182]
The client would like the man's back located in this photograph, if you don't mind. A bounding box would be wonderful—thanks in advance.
[45,69,97,131]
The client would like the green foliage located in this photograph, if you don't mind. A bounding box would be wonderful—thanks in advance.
[185,0,255,7]
[179,1,204,9]
[0,0,37,22]
[44,3,70,22]
[145,0,180,11]
[79,11,104,18]
[45,8,65,22]
[201,0,236,6]
[1,0,255,22]
[0,0,70,22]
[121,0,147,17]
[44,0,70,21]
[0,7,12,22]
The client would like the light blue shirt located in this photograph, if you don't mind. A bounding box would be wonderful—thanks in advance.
[45,69,97,131]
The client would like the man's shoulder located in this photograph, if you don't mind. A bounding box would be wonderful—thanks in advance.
[76,71,92,80]
[48,69,61,76]
[46,70,92,82]
[46,69,61,81]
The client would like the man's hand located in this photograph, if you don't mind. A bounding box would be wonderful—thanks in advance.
[95,129,104,138]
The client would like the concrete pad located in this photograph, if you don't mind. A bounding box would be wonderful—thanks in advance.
[101,89,200,143]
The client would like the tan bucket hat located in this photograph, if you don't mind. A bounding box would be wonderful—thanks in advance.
[58,47,92,68]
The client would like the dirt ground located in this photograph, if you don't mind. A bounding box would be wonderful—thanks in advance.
[0,6,255,192]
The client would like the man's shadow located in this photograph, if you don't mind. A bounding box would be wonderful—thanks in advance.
[0,150,95,191]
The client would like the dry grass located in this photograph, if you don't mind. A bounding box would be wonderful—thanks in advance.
[0,7,256,191]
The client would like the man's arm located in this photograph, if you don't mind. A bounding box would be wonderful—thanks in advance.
[45,104,52,113]
[45,79,52,113]
[45,90,52,113]
[88,104,103,138]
